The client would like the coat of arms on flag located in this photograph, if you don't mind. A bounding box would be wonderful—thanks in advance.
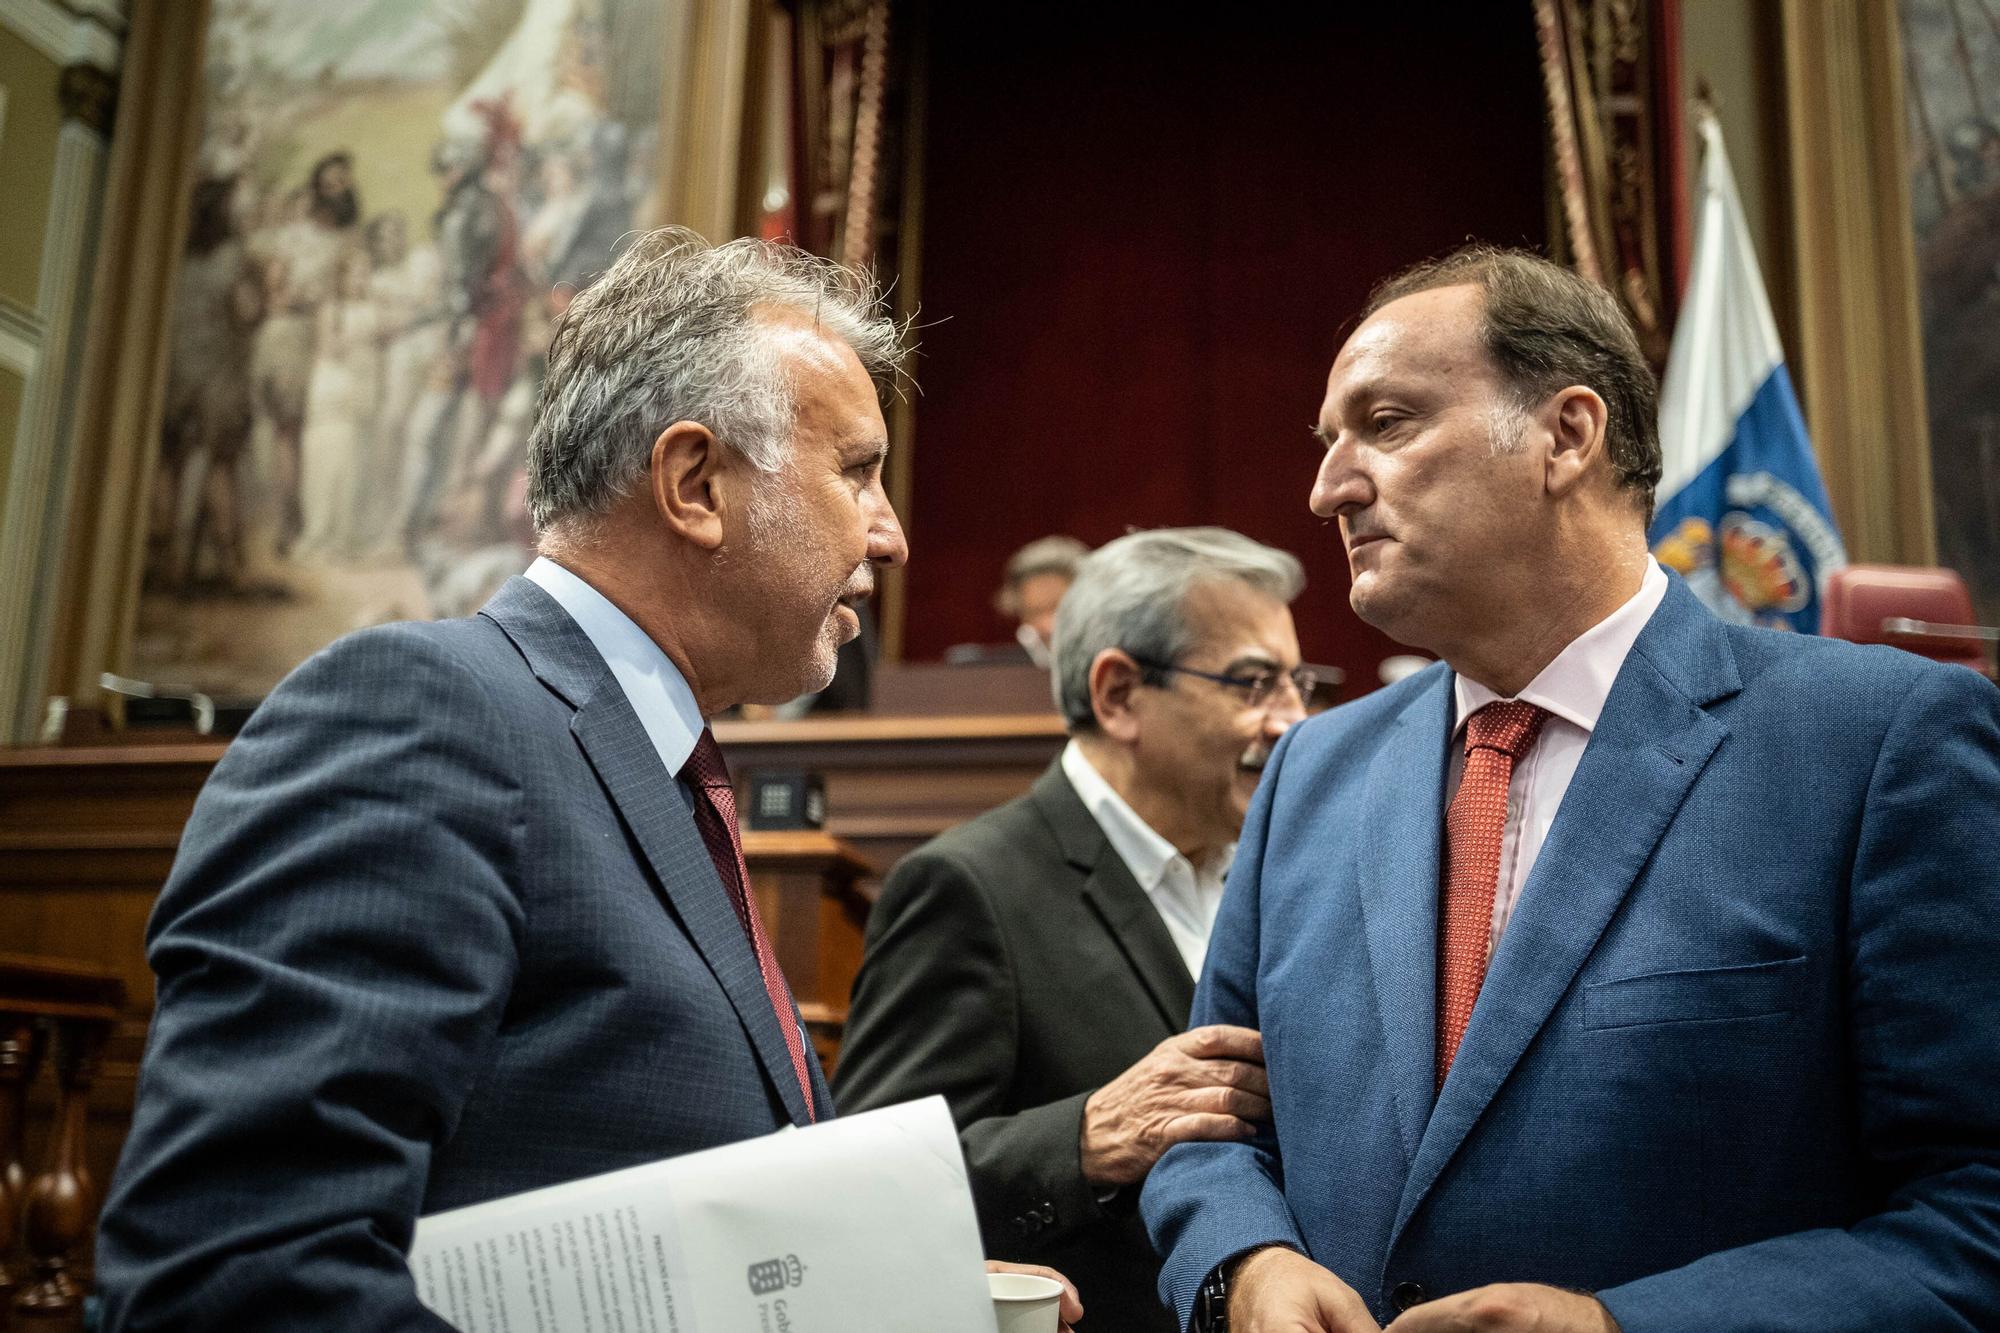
[1650,109,1846,633]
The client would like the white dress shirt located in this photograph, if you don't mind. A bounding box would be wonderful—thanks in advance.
[1449,558,1669,954]
[524,557,705,793]
[1061,741,1234,980]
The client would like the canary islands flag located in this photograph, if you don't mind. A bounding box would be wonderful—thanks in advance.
[1650,110,1845,632]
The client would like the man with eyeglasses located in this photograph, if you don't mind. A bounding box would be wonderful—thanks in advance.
[836,527,1312,1333]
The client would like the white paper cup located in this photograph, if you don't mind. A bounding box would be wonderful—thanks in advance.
[988,1271,1063,1333]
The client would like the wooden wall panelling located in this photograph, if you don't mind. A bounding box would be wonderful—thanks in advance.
[0,743,202,1259]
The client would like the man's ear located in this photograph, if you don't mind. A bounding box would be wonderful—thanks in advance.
[1089,649,1146,743]
[649,421,728,550]
[1543,385,1610,500]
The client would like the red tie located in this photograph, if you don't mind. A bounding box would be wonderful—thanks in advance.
[682,728,817,1121]
[1436,700,1550,1089]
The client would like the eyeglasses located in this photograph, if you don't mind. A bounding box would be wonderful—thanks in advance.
[1130,656,1320,709]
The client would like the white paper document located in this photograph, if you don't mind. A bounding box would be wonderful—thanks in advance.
[408,1096,997,1333]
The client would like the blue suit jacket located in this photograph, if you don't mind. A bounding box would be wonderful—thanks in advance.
[1141,575,2000,1331]
[98,578,831,1330]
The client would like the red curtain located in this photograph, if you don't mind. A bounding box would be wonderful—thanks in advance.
[900,5,1551,694]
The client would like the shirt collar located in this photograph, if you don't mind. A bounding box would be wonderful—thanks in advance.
[1453,557,1670,737]
[524,556,706,776]
[1060,740,1233,888]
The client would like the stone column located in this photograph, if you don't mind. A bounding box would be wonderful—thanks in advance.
[0,11,123,743]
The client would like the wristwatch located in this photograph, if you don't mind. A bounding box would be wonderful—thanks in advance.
[1194,1262,1230,1333]
[1199,1246,1301,1331]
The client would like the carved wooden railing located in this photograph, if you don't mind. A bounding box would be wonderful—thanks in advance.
[0,954,124,1330]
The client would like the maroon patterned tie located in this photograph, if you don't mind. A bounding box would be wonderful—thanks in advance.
[1436,700,1550,1089]
[682,727,817,1120]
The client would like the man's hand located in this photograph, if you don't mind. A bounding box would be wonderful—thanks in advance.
[985,1261,1084,1330]
[1384,1284,1619,1332]
[1079,1025,1269,1187]
[1229,1246,1380,1333]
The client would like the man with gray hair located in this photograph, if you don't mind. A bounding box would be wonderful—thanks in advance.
[837,527,1314,1333]
[99,229,1082,1329]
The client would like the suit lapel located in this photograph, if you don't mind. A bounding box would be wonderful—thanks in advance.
[482,577,816,1127]
[1393,576,1740,1238]
[571,703,815,1126]
[1352,668,1455,1165]
[480,576,607,710]
[1034,763,1197,1029]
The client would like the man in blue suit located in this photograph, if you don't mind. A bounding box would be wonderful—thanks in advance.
[97,229,1081,1330]
[1140,246,2000,1332]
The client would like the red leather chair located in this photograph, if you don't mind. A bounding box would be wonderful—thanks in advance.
[1821,565,1997,678]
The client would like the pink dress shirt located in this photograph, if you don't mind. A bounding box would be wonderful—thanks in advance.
[1448,558,1669,954]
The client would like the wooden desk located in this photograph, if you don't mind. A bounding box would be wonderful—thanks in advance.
[0,714,1064,1216]
[0,711,1065,904]
[711,712,1066,873]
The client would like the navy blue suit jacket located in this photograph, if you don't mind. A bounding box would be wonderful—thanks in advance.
[98,578,831,1330]
[1141,575,2000,1331]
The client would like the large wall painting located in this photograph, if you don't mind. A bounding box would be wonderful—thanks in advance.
[1902,0,2000,622]
[133,0,668,696]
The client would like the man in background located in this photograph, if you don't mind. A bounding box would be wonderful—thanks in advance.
[99,229,1078,1330]
[1142,246,2000,1332]
[951,534,1092,666]
[839,527,1313,1333]
[999,534,1092,665]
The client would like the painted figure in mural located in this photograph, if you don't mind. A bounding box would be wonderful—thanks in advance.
[153,176,265,591]
[522,144,591,287]
[250,151,363,560]
[1944,117,2000,196]
[135,0,671,698]
[298,250,381,559]
[308,151,362,231]
[1903,0,2000,625]
[402,110,526,552]
[1918,116,2000,627]
[548,120,637,293]
[358,212,446,555]
[464,133,532,541]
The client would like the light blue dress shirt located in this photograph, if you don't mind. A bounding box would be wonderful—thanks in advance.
[524,556,706,790]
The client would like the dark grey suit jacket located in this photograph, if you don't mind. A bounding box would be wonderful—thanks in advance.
[835,760,1194,1333]
[98,577,830,1330]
